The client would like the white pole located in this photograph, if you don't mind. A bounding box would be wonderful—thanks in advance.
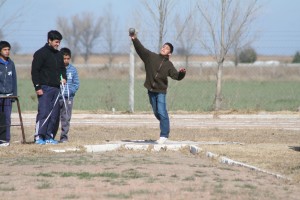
[129,42,135,113]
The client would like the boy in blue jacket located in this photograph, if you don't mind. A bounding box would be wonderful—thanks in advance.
[0,41,17,147]
[53,47,80,142]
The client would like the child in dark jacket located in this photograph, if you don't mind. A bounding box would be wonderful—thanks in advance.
[0,41,17,146]
[130,29,186,144]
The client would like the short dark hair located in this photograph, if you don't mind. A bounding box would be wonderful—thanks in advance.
[47,30,63,41]
[60,47,71,57]
[164,42,174,54]
[0,41,11,51]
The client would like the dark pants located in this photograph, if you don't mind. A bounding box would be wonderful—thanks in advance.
[34,85,60,140]
[0,99,12,142]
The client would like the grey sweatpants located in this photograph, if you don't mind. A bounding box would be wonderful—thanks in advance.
[53,98,74,140]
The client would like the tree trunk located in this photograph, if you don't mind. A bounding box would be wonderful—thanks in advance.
[214,62,223,112]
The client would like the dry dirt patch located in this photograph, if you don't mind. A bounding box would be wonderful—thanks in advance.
[0,151,299,200]
[1,119,300,199]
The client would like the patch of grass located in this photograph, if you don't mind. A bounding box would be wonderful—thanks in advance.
[146,177,158,183]
[63,194,80,199]
[240,183,257,190]
[157,173,165,177]
[36,181,52,189]
[0,186,15,191]
[59,171,119,180]
[37,172,54,177]
[170,174,178,178]
[194,170,207,177]
[99,172,120,179]
[17,79,300,112]
[213,183,224,194]
[105,190,150,199]
[181,187,195,192]
[233,178,243,182]
[183,176,195,181]
[105,193,131,199]
[121,169,147,179]
[218,166,237,171]
[129,189,150,195]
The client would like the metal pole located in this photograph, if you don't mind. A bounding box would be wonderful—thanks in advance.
[129,43,135,113]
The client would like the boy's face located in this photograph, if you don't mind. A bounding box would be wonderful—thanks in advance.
[63,55,71,67]
[160,44,172,56]
[48,39,61,50]
[0,47,10,60]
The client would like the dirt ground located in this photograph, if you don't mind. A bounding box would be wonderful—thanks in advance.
[0,113,300,199]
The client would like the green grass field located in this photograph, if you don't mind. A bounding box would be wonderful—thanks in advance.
[16,79,300,112]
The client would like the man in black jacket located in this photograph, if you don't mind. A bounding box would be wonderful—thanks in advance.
[31,30,66,145]
[130,29,186,144]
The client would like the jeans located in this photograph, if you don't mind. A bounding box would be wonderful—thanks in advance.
[148,91,170,138]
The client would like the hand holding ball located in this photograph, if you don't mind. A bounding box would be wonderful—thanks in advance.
[129,28,135,37]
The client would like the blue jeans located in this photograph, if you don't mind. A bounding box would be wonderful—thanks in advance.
[35,85,60,140]
[148,91,170,138]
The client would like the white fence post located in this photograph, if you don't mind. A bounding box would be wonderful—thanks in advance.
[129,43,135,113]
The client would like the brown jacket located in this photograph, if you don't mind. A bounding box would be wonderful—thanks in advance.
[132,38,185,93]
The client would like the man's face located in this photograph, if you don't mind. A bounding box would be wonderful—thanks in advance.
[48,39,61,50]
[160,44,172,56]
[63,55,71,67]
[0,47,10,60]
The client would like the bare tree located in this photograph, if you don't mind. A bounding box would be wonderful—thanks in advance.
[57,15,82,62]
[11,42,21,55]
[141,0,176,51]
[174,8,200,67]
[0,30,3,40]
[78,13,103,63]
[0,0,31,53]
[196,0,260,112]
[102,4,119,68]
[57,13,103,63]
[0,0,23,30]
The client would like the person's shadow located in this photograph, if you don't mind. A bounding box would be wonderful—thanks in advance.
[289,146,300,152]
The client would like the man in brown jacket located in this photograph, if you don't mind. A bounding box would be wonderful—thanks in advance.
[130,29,186,144]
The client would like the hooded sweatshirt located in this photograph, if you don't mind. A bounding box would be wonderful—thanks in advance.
[132,38,185,93]
[0,58,17,96]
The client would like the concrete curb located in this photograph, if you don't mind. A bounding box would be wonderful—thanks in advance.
[189,145,287,180]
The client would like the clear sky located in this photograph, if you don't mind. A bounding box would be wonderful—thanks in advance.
[1,0,299,56]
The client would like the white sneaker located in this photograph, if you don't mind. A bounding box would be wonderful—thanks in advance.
[156,137,168,144]
[0,142,10,147]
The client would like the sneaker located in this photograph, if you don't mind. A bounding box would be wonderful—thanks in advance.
[156,137,168,144]
[35,139,46,145]
[0,142,10,147]
[59,139,68,143]
[45,139,59,145]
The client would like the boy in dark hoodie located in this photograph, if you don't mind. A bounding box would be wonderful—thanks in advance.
[0,41,17,147]
[130,29,186,144]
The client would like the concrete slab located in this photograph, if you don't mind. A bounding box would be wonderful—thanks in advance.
[85,144,122,153]
[83,140,200,153]
[49,147,80,153]
[82,140,243,153]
